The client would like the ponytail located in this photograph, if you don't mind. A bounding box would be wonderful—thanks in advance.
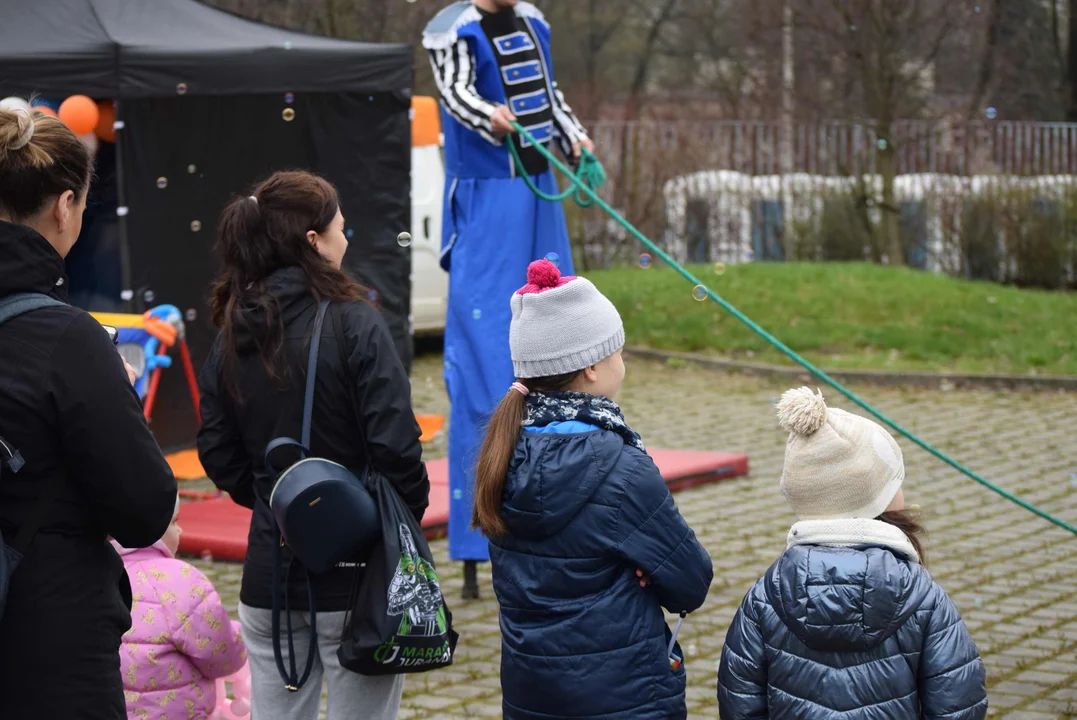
[472,388,527,536]
[472,371,582,537]
[209,171,370,403]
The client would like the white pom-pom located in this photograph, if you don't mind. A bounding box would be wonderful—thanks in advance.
[776,387,828,437]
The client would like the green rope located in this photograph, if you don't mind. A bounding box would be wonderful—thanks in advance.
[510,121,1077,537]
[507,134,606,208]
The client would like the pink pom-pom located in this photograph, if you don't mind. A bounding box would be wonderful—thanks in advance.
[527,259,561,288]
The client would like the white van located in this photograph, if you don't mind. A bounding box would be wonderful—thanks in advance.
[410,96,448,336]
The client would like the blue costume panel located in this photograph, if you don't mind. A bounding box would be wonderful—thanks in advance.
[425,2,589,561]
[442,173,573,560]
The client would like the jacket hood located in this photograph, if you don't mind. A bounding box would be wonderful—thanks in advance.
[764,544,933,652]
[500,428,625,540]
[0,220,69,300]
[110,539,174,563]
[231,267,315,353]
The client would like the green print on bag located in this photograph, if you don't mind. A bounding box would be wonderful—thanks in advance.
[387,524,447,635]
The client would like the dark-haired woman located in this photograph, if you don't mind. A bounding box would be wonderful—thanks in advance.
[0,106,178,719]
[196,170,429,719]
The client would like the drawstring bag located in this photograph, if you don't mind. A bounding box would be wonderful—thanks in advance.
[265,299,381,691]
[337,469,459,675]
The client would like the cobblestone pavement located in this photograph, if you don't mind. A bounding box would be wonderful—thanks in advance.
[193,353,1077,719]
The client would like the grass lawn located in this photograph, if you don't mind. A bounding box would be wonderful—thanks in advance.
[586,262,1077,375]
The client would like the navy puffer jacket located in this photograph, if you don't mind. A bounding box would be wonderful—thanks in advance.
[718,544,987,719]
[490,422,714,720]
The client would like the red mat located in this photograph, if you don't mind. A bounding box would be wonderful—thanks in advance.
[177,449,749,561]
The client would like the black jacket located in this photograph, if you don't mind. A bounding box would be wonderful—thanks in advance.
[197,267,429,612]
[0,221,178,720]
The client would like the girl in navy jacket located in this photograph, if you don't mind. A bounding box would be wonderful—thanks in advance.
[472,260,713,720]
[718,388,987,719]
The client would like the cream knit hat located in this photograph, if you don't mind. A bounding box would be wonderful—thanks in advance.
[776,387,904,521]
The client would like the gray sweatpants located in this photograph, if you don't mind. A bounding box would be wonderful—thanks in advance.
[239,603,404,720]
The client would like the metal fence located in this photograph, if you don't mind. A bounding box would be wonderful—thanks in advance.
[568,119,1077,287]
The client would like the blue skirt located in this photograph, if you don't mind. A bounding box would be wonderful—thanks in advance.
[441,171,574,561]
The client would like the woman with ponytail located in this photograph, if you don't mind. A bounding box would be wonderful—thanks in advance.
[474,259,713,720]
[196,171,429,720]
[0,103,177,719]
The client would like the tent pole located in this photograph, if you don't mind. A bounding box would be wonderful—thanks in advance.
[114,99,133,313]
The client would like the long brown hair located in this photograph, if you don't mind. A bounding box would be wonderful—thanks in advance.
[209,170,367,400]
[0,106,92,220]
[877,509,928,565]
[472,372,580,536]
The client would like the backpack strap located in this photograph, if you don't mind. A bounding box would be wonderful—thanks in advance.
[0,293,68,553]
[268,297,330,693]
[263,299,330,477]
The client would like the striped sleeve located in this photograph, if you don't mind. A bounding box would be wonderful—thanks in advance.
[550,79,588,157]
[428,39,500,146]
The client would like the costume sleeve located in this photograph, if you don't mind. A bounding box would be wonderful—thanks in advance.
[550,79,589,159]
[611,453,713,613]
[196,337,255,509]
[920,588,988,719]
[428,39,500,146]
[48,312,177,548]
[717,588,769,719]
[166,563,248,680]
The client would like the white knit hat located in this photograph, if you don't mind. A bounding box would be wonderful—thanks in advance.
[509,259,624,379]
[776,387,904,521]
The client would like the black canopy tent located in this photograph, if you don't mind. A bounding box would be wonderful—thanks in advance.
[0,0,414,451]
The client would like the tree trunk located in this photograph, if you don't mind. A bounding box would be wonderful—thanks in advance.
[877,138,903,265]
[1069,0,1077,119]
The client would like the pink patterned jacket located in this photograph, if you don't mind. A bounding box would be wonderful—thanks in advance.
[112,540,247,720]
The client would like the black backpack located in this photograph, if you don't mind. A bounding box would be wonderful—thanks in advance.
[0,293,66,621]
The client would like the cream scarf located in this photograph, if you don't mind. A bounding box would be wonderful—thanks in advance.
[787,517,920,564]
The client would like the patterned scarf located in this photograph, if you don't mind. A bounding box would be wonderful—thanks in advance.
[522,391,646,453]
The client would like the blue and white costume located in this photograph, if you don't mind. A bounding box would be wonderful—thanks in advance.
[424,1,589,561]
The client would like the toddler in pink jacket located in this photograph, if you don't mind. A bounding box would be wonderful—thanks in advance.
[112,501,247,719]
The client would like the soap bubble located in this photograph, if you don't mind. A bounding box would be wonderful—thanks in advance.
[190,220,202,232]
[397,231,413,248]
[985,107,998,120]
[121,289,134,302]
[692,285,707,302]
[143,290,156,304]
[282,108,296,122]
[368,290,379,303]
[876,138,888,151]
[284,92,294,104]
[639,253,652,269]
[714,262,726,275]
[283,41,293,50]
[176,83,188,95]
[472,308,482,320]
[452,489,463,500]
[156,177,168,189]
[185,308,198,322]
[346,228,355,239]
[544,251,560,267]
[187,164,197,174]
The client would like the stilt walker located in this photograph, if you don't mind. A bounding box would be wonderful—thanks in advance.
[424,0,594,597]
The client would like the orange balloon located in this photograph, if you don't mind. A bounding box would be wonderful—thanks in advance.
[32,105,57,118]
[58,95,99,136]
[95,100,116,143]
